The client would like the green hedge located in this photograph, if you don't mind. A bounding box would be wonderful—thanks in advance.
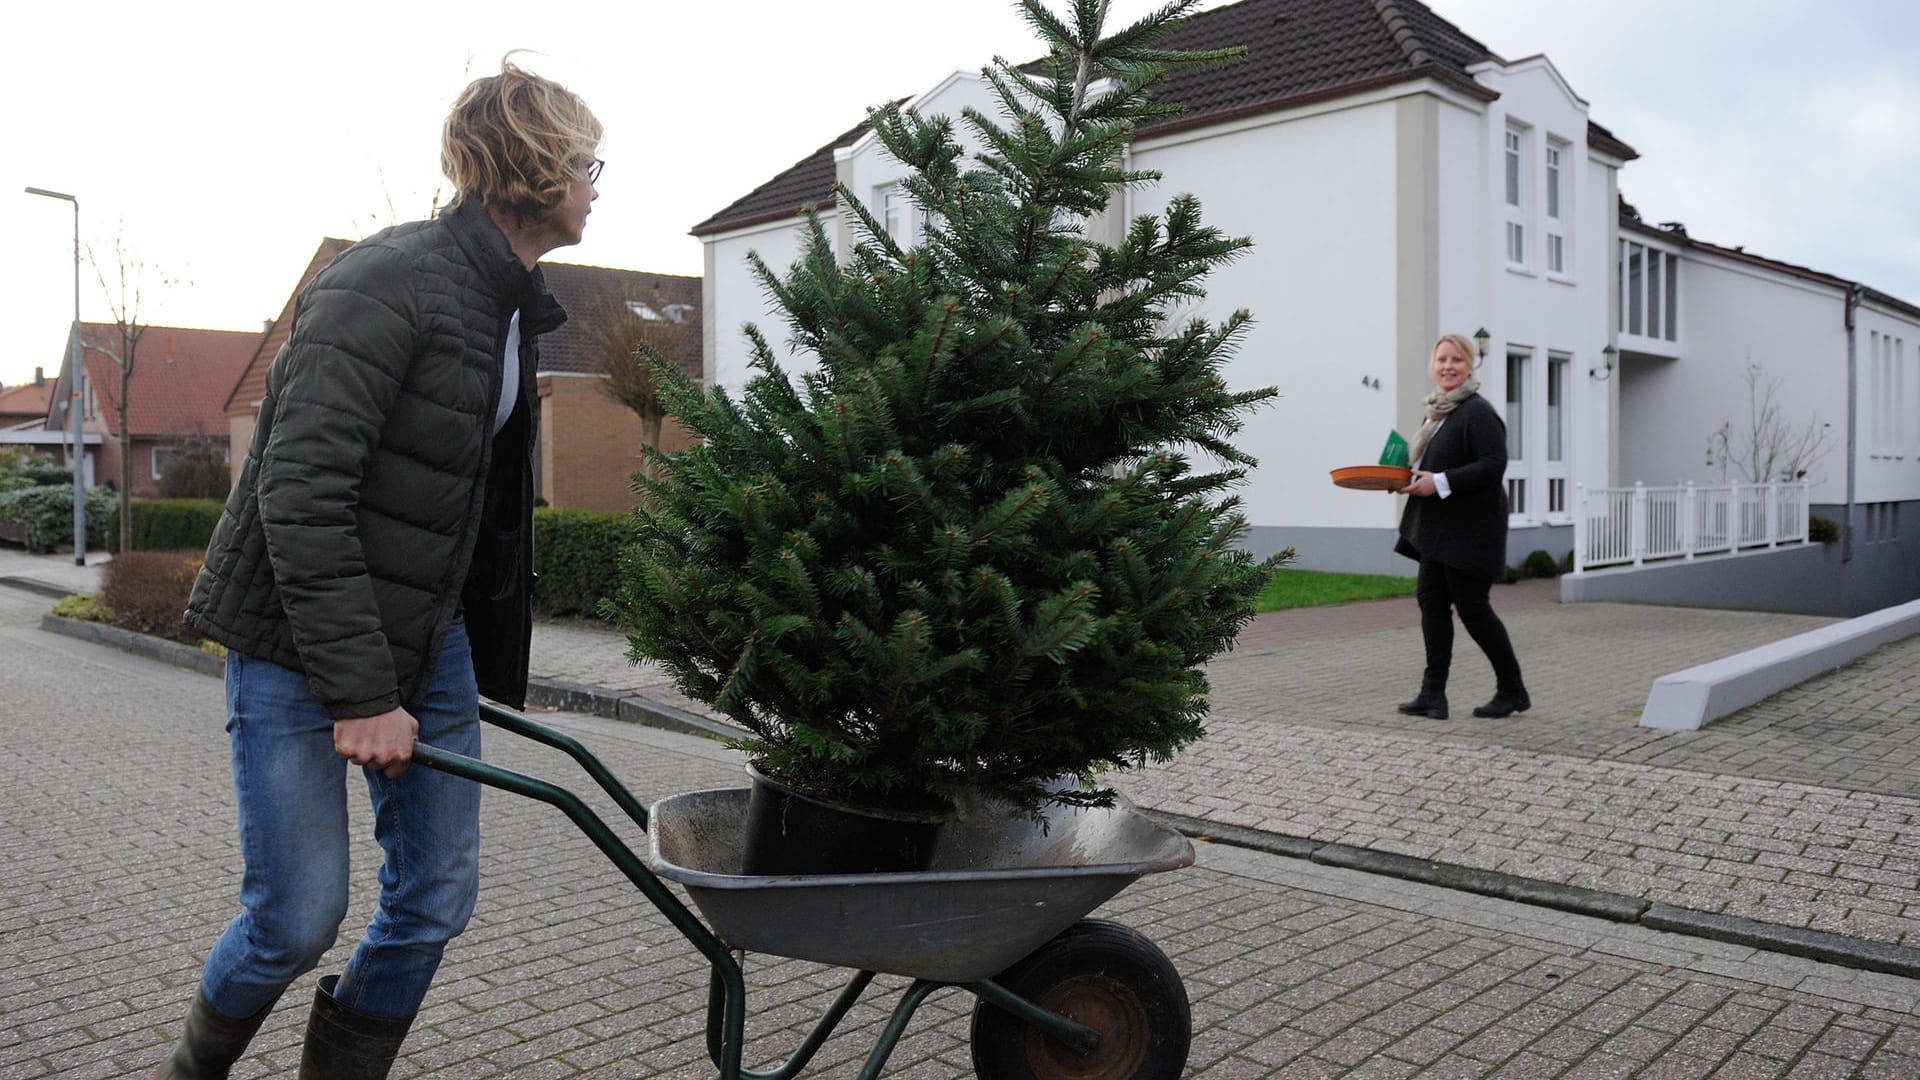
[108,499,227,554]
[0,485,116,553]
[532,508,633,618]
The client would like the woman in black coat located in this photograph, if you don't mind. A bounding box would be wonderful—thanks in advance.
[1394,332,1530,719]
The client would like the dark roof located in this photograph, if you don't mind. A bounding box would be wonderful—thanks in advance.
[692,0,1635,237]
[689,116,880,237]
[538,262,703,378]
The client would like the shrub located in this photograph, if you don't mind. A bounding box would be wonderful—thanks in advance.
[1808,515,1840,545]
[158,447,232,499]
[111,499,226,553]
[51,593,113,623]
[98,550,204,644]
[1557,548,1575,575]
[0,485,116,553]
[532,508,632,618]
[20,465,75,488]
[1520,549,1560,579]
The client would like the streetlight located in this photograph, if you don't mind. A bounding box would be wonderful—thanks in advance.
[25,186,86,566]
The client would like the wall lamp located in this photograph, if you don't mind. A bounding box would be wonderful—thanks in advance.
[1472,327,1490,361]
[1590,344,1617,381]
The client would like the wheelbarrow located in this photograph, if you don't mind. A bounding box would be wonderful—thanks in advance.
[412,702,1196,1079]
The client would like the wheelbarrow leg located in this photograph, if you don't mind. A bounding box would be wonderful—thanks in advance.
[705,966,877,1080]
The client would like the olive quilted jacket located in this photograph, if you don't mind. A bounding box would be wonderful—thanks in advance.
[186,199,564,718]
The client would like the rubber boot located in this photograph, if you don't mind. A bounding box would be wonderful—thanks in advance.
[151,989,278,1079]
[297,975,414,1080]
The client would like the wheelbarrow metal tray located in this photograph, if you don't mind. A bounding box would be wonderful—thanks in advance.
[647,787,1193,983]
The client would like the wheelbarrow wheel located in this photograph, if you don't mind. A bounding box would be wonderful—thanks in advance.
[970,919,1190,1080]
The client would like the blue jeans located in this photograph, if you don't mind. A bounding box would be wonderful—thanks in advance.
[199,621,482,1021]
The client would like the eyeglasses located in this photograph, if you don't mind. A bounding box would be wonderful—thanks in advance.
[584,158,605,184]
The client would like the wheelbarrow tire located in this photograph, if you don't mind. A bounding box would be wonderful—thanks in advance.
[970,919,1189,1080]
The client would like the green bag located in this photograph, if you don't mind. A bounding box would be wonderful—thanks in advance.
[1378,430,1410,468]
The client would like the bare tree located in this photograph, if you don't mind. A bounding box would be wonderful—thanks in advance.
[84,228,163,553]
[1705,362,1835,485]
[592,301,699,485]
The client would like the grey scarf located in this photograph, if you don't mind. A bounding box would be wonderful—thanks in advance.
[1408,376,1480,468]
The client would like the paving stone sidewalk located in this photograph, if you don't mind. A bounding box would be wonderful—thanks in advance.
[5,584,1919,1078]
[530,583,1920,954]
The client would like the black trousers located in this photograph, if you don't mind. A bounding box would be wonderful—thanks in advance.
[1415,559,1524,692]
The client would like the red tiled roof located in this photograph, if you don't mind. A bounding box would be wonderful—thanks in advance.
[78,324,259,439]
[226,238,354,416]
[691,0,1635,238]
[539,262,703,379]
[0,380,54,425]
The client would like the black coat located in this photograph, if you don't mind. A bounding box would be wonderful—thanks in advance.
[186,199,565,717]
[1395,392,1508,582]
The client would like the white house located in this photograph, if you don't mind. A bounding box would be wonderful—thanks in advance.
[691,0,1920,612]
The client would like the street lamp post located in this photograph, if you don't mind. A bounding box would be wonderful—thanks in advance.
[25,186,87,565]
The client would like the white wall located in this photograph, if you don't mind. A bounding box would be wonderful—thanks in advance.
[1130,100,1403,534]
[1855,300,1920,504]
[703,217,812,394]
[1475,58,1614,527]
[1617,252,1848,502]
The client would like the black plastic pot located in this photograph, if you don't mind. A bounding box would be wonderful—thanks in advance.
[741,763,949,876]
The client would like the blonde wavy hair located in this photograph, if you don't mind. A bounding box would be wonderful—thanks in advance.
[1432,332,1479,371]
[441,56,602,225]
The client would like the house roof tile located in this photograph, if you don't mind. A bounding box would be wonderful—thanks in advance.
[0,380,55,425]
[691,0,1630,238]
[77,324,259,439]
[538,262,703,379]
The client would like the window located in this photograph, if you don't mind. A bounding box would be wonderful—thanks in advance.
[152,444,228,482]
[1504,127,1527,268]
[1506,352,1528,462]
[1547,356,1567,462]
[1545,140,1569,275]
[1546,354,1569,515]
[876,183,910,245]
[1506,351,1529,517]
[1619,241,1680,342]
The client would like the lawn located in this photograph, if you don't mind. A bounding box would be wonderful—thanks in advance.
[1254,568,1417,612]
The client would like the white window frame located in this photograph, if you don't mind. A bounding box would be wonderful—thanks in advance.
[1618,239,1680,346]
[152,444,229,482]
[1544,353,1570,519]
[1544,138,1570,278]
[1503,126,1529,270]
[1505,349,1531,520]
[876,182,911,246]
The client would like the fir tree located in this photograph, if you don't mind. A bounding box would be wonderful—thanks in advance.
[615,0,1283,812]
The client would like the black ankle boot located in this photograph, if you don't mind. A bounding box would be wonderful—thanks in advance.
[151,989,278,1079]
[1396,688,1449,719]
[297,975,414,1080]
[1473,687,1531,718]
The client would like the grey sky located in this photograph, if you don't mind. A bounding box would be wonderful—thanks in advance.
[9,0,1917,389]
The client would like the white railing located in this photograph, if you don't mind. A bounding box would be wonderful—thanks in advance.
[1573,481,1810,572]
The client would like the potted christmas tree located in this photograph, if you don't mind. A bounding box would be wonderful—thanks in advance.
[613,0,1283,873]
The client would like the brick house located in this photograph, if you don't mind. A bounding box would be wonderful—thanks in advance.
[25,324,258,497]
[0,369,56,431]
[224,239,701,512]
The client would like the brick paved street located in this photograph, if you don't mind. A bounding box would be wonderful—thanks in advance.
[5,581,1920,1077]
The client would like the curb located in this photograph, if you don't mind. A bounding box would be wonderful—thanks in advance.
[1153,809,1920,982]
[0,575,74,600]
[524,677,746,742]
[38,613,226,677]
